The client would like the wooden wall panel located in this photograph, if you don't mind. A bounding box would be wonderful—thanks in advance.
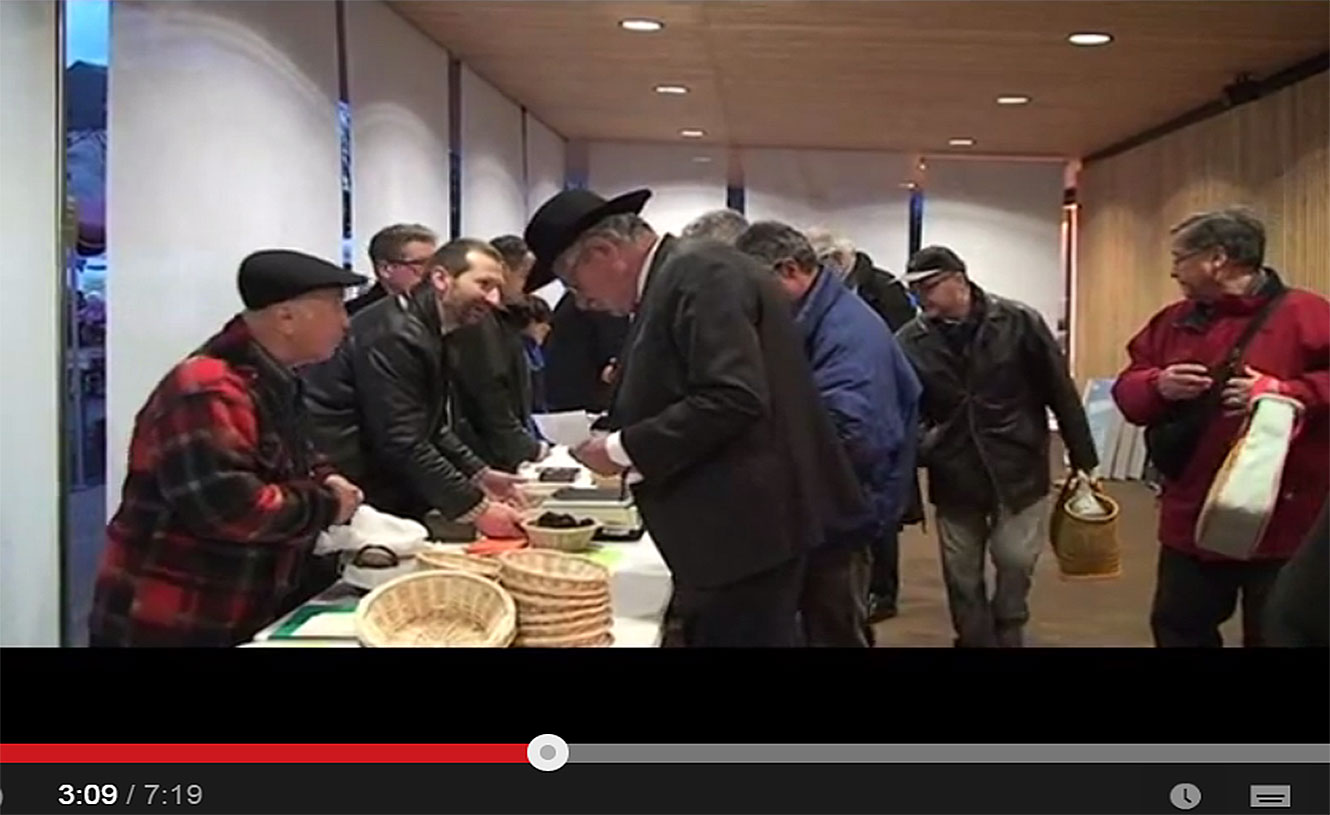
[1075,71,1328,383]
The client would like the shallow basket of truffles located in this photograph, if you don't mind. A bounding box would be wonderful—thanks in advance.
[520,510,602,553]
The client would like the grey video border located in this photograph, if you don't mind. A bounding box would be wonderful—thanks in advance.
[567,743,1330,763]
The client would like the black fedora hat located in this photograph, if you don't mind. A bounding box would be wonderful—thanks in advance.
[523,187,652,293]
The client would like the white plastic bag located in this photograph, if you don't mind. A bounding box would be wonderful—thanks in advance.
[313,505,428,556]
[1066,471,1111,518]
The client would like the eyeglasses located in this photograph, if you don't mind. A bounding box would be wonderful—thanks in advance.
[1170,249,1206,267]
[390,257,432,268]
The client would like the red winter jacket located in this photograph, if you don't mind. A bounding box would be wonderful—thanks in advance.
[1112,271,1329,561]
[91,318,340,646]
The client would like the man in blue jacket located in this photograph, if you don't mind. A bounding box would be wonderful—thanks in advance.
[737,222,922,646]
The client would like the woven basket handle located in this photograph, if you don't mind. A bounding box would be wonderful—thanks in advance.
[1049,472,1087,554]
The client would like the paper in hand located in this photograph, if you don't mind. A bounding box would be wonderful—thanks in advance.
[533,411,594,448]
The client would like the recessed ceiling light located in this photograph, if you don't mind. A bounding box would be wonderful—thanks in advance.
[997,94,1031,105]
[948,138,976,147]
[655,84,689,95]
[1068,32,1112,46]
[692,156,713,163]
[679,128,706,138]
[620,18,664,32]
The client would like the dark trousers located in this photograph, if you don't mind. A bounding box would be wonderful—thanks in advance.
[674,556,806,647]
[1151,546,1287,648]
[800,544,872,647]
[869,525,900,609]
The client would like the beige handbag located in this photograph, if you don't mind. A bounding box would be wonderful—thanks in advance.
[1195,393,1303,560]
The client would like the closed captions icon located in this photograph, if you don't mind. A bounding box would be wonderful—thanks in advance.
[1170,782,1202,811]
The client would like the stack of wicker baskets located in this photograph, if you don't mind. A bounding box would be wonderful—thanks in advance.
[354,570,517,647]
[415,545,503,581]
[497,550,614,647]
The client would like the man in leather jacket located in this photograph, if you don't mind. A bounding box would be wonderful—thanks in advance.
[304,238,527,540]
[896,246,1098,647]
[447,235,546,472]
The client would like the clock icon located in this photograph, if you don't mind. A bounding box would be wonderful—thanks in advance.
[1170,782,1202,811]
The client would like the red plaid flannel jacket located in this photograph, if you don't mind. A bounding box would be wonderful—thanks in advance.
[90,317,340,646]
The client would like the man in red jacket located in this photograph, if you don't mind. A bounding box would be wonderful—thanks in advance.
[91,250,367,647]
[1112,208,1328,647]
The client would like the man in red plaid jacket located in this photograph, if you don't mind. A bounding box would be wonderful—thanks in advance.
[90,250,367,647]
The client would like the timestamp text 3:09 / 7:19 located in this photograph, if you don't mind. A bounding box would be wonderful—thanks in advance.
[58,784,204,806]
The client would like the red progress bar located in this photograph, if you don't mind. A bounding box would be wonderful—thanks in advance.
[0,744,529,764]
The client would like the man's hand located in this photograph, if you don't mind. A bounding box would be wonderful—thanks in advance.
[477,468,529,505]
[572,434,627,476]
[474,501,524,539]
[324,474,363,525]
[601,359,618,385]
[1156,362,1213,402]
[1222,365,1280,416]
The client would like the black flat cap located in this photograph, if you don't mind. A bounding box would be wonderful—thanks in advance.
[522,188,652,293]
[237,249,367,310]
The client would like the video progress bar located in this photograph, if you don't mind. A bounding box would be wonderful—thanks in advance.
[568,743,1330,763]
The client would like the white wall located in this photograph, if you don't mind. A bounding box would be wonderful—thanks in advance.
[744,148,913,272]
[344,0,451,268]
[588,141,728,236]
[108,0,343,500]
[921,159,1067,329]
[524,112,565,218]
[460,66,525,239]
[0,0,62,646]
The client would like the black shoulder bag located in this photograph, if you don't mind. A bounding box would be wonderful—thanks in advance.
[1144,286,1287,482]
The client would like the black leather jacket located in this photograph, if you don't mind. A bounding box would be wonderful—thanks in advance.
[448,304,541,472]
[896,284,1098,514]
[851,252,917,332]
[302,286,487,521]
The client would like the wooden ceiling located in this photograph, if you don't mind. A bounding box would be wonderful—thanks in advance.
[390,1,1328,158]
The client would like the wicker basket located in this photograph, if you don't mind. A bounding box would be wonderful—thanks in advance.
[509,587,611,614]
[354,571,517,647]
[514,627,614,648]
[519,601,613,626]
[499,549,610,598]
[520,514,602,553]
[415,547,503,580]
[1049,476,1122,580]
[519,610,613,637]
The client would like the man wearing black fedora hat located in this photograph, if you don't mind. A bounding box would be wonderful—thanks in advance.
[523,188,865,646]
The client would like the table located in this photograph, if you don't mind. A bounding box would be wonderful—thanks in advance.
[244,535,672,648]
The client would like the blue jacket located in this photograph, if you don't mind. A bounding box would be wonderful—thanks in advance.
[795,267,922,545]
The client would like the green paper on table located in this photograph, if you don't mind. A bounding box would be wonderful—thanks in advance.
[581,545,623,569]
[270,603,358,639]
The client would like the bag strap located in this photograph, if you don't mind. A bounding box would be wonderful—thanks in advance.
[1199,282,1289,408]
[1222,283,1288,373]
